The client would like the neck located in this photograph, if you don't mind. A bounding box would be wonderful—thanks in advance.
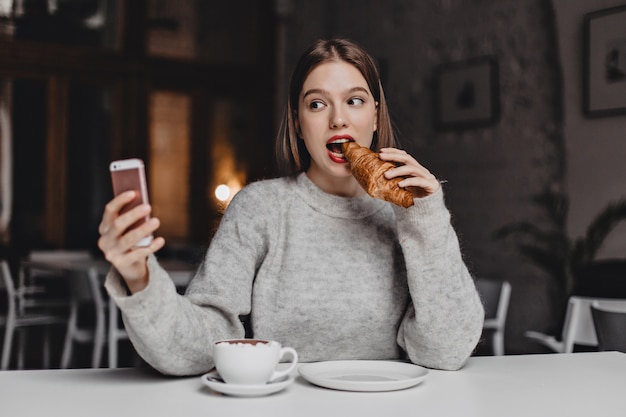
[305,168,365,198]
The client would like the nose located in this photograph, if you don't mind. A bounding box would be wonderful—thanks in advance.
[330,107,347,128]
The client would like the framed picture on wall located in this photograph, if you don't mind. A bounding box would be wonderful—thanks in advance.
[433,57,499,130]
[584,5,626,117]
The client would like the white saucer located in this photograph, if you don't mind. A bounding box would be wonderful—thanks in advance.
[201,371,294,397]
[299,360,428,392]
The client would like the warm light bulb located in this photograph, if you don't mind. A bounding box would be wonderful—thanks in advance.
[215,184,231,202]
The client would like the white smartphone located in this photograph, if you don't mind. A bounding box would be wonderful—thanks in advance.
[109,158,154,247]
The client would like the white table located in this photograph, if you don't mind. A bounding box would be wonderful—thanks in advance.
[0,352,624,417]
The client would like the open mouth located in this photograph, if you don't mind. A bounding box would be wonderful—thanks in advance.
[326,138,354,155]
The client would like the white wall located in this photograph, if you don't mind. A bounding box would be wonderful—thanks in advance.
[553,0,626,259]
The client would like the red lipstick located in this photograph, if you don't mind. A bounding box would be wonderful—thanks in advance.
[326,136,355,163]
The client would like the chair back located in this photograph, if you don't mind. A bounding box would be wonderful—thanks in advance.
[475,279,511,323]
[561,296,626,353]
[590,301,626,353]
[66,267,106,310]
[0,260,14,292]
[61,267,108,369]
[18,254,88,312]
[0,260,16,314]
[475,279,511,356]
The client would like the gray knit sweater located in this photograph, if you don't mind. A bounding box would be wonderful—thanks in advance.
[105,173,484,375]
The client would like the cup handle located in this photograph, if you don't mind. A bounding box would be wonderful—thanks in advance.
[268,347,298,382]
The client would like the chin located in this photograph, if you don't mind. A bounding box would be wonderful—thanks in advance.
[332,167,353,179]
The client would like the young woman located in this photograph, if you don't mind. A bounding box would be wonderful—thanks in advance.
[98,38,484,376]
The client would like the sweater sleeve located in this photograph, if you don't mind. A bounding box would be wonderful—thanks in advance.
[104,185,270,376]
[394,187,484,370]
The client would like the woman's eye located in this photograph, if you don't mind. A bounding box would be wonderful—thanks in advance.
[348,97,365,106]
[309,100,325,110]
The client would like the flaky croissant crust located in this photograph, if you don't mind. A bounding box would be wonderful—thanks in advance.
[342,142,414,208]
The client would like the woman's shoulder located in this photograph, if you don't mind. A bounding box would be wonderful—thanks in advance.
[228,176,296,210]
[238,175,295,197]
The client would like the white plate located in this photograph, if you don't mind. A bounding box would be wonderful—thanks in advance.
[200,371,294,397]
[299,360,428,392]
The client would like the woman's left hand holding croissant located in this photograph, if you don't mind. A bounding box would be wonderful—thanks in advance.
[379,148,441,198]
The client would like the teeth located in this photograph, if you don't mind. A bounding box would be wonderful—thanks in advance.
[327,139,353,158]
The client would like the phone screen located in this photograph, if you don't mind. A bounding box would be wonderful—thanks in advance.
[110,159,153,247]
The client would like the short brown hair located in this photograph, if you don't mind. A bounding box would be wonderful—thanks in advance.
[276,38,397,176]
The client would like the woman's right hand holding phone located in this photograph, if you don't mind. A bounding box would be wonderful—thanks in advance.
[97,190,165,293]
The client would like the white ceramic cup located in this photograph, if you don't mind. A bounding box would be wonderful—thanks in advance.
[213,339,298,385]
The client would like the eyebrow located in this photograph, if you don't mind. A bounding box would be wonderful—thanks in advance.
[302,86,371,99]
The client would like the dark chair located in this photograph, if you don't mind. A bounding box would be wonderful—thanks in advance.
[526,296,626,353]
[590,302,626,353]
[475,279,511,355]
[572,260,626,298]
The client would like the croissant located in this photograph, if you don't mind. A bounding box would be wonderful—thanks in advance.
[342,141,414,208]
